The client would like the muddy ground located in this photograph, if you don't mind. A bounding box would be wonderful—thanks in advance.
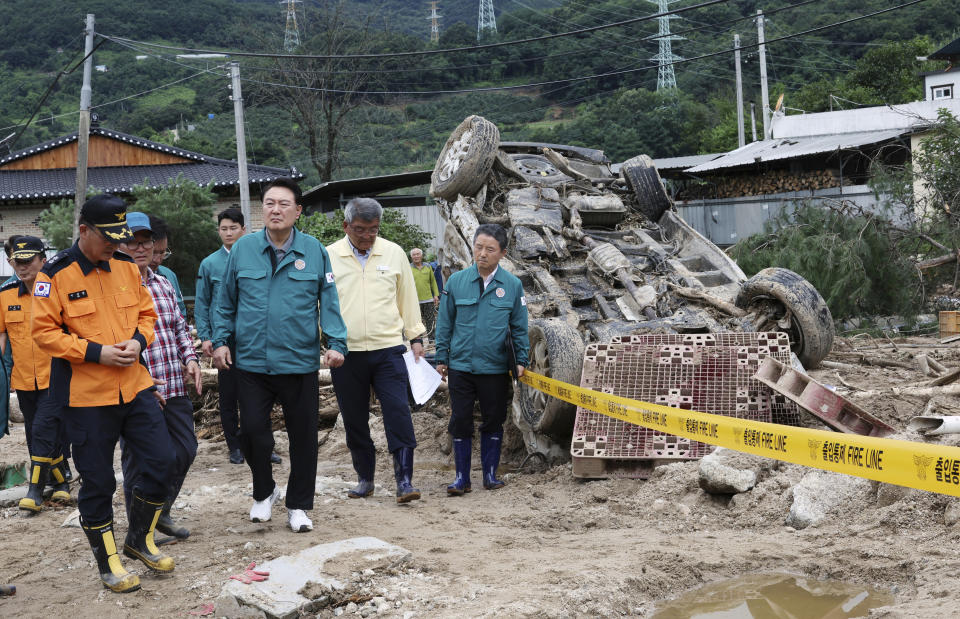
[3,334,960,618]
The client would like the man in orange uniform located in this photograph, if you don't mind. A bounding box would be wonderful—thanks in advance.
[0,236,72,513]
[32,195,175,593]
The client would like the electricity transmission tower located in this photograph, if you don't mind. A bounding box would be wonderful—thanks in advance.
[478,0,497,42]
[428,1,441,44]
[281,0,302,52]
[647,0,683,91]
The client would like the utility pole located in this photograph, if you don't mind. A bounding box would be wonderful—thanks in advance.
[750,103,758,142]
[756,9,770,140]
[648,0,684,91]
[281,0,302,52]
[477,0,497,42]
[428,1,441,44]
[73,13,95,242]
[229,63,251,228]
[734,34,745,148]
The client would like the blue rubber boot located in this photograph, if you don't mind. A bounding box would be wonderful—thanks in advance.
[392,448,421,503]
[348,449,376,498]
[446,438,472,496]
[481,432,506,490]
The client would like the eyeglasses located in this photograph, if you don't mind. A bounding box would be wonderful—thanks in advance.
[122,239,155,249]
[347,223,380,237]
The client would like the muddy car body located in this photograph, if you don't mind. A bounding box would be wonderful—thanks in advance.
[430,116,835,459]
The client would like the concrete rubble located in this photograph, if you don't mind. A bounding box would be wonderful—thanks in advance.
[220,537,411,619]
[785,469,874,529]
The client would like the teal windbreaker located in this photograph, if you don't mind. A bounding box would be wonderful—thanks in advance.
[211,229,348,374]
[435,264,529,374]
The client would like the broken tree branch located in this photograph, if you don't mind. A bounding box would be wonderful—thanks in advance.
[667,282,747,317]
[916,250,959,270]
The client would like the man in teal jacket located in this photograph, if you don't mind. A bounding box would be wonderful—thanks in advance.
[435,223,529,495]
[212,178,347,533]
[195,207,246,464]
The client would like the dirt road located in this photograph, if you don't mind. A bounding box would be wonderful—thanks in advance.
[3,335,960,617]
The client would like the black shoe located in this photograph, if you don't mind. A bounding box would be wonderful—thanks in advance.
[392,447,421,503]
[229,449,244,464]
[270,452,282,464]
[82,519,141,593]
[19,457,51,515]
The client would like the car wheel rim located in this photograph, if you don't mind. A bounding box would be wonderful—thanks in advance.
[437,130,473,182]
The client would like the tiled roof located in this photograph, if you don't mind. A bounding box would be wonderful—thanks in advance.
[0,127,206,166]
[0,160,301,202]
[0,128,302,202]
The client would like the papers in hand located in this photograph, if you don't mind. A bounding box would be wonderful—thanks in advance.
[402,350,443,405]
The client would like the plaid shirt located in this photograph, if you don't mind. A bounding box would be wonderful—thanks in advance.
[143,268,197,399]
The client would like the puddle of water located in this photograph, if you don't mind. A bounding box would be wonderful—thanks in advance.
[651,573,894,619]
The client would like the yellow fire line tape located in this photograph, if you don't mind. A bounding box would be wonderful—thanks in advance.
[519,370,960,497]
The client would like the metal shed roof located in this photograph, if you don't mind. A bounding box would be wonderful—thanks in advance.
[684,129,905,173]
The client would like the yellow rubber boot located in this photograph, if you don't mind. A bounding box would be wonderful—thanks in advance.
[18,456,52,515]
[123,495,175,573]
[48,456,73,504]
[81,519,141,593]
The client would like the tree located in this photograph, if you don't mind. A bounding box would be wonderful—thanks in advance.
[130,175,220,296]
[251,2,381,182]
[298,208,433,250]
[37,198,75,250]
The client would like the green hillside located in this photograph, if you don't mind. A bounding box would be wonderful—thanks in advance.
[0,0,957,187]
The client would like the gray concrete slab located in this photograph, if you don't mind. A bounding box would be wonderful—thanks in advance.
[221,536,411,619]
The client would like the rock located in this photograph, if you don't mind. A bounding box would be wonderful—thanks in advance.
[360,606,377,617]
[785,470,873,529]
[876,483,911,507]
[213,594,265,619]
[378,603,391,613]
[945,499,960,526]
[698,450,757,495]
[8,392,22,423]
[61,509,82,528]
[345,602,359,613]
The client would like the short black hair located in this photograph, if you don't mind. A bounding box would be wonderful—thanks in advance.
[261,177,302,205]
[218,207,244,227]
[4,235,23,258]
[149,215,170,242]
[474,223,508,251]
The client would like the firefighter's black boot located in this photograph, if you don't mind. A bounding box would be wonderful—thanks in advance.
[123,495,175,573]
[49,456,73,504]
[18,456,52,515]
[155,500,190,540]
[81,518,141,593]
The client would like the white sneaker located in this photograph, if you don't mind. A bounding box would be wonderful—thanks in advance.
[288,508,313,533]
[249,485,281,522]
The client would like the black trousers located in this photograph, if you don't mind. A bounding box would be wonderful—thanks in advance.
[237,369,319,510]
[448,369,510,439]
[331,345,417,466]
[121,395,198,513]
[65,389,173,523]
[218,366,241,452]
[19,387,70,460]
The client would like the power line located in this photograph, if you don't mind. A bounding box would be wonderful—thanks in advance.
[228,0,931,97]
[98,0,733,61]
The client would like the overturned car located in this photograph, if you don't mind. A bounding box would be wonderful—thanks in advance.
[429,115,835,461]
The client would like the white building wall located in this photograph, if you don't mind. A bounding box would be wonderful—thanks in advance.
[924,68,959,101]
[386,204,444,257]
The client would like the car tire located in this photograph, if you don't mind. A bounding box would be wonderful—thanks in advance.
[621,154,671,223]
[430,115,500,201]
[515,319,585,438]
[735,267,835,368]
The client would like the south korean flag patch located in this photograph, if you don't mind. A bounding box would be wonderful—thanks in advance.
[34,281,52,297]
[520,296,526,306]
[325,272,335,284]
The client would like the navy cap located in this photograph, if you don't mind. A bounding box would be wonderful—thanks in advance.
[126,211,151,233]
[10,236,44,261]
[80,194,133,242]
